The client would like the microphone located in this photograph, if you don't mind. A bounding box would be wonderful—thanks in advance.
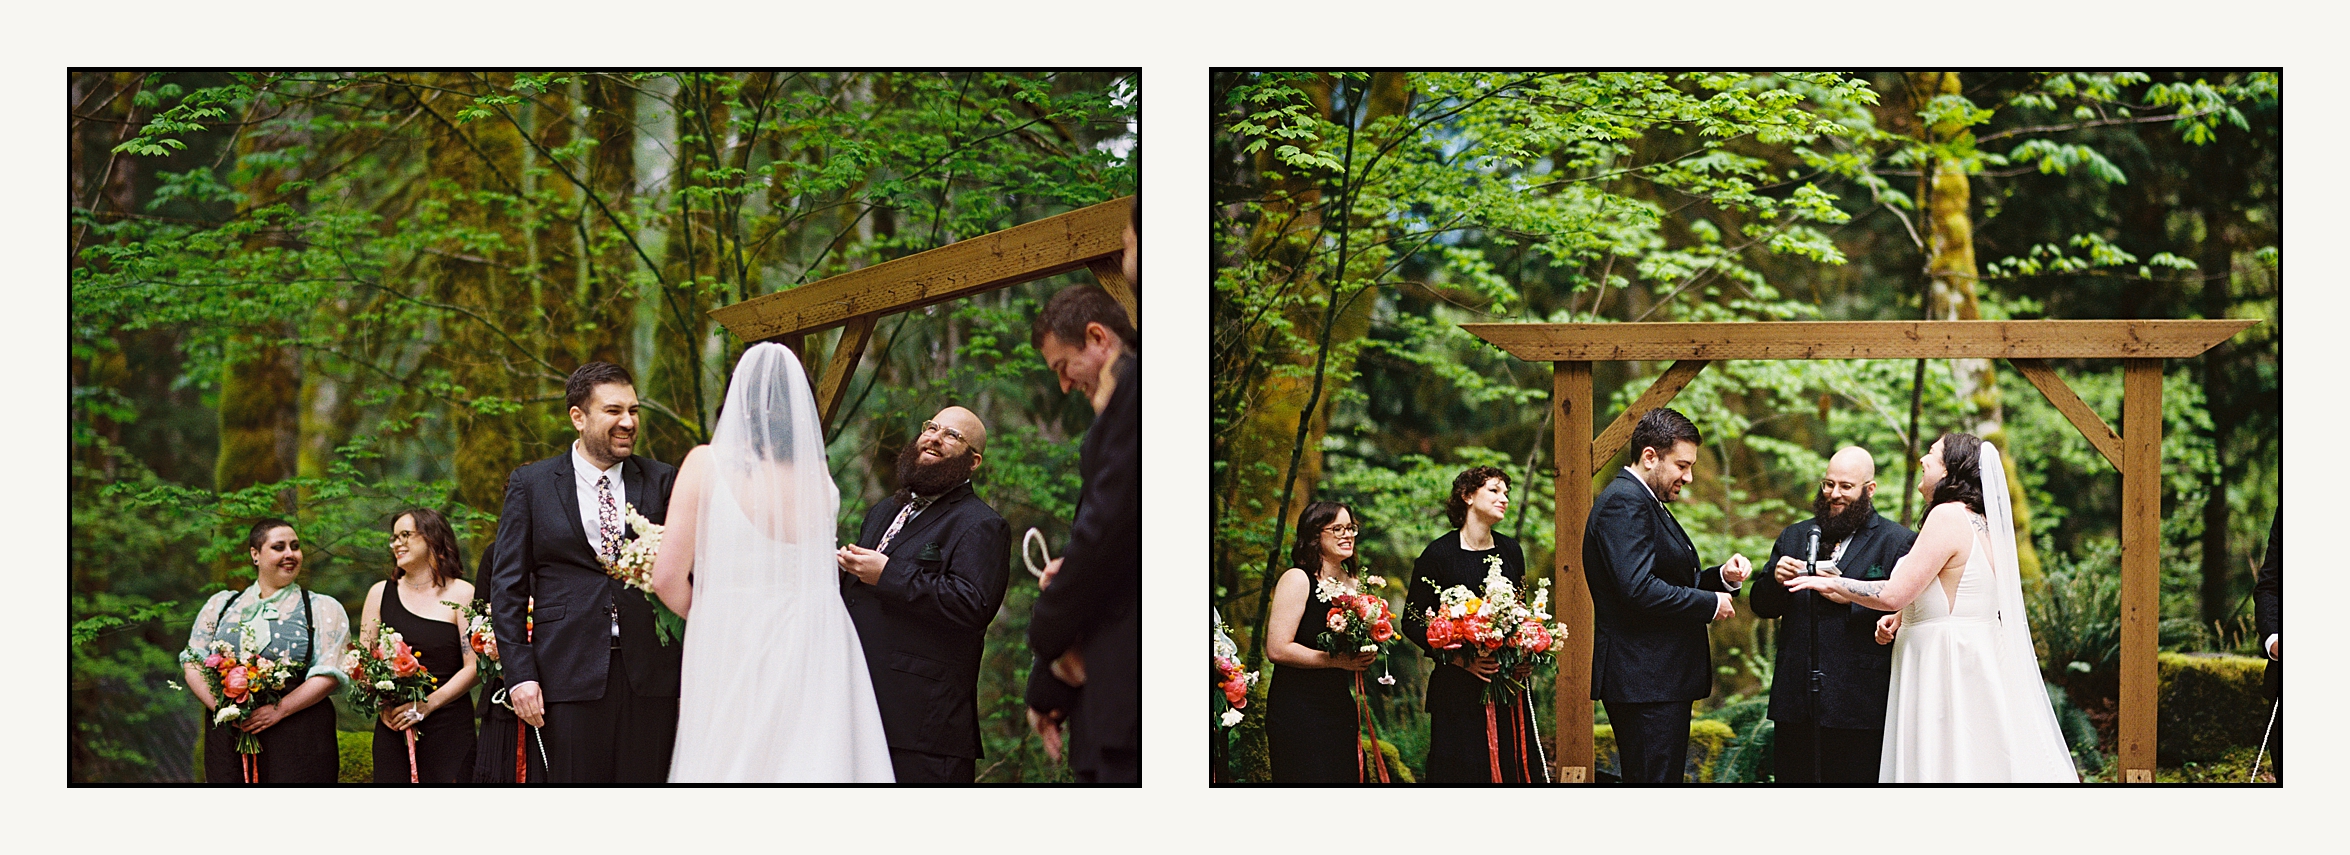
[1804,530,1820,577]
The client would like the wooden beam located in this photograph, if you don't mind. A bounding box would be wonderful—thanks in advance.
[710,196,1133,343]
[1553,362,1596,784]
[2009,358,2123,471]
[1463,320,2256,362]
[2117,358,2162,782]
[1590,360,1709,476]
[1088,257,1139,329]
[815,315,878,429]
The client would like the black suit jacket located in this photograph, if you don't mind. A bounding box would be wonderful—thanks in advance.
[843,481,1011,761]
[2254,511,2281,698]
[1025,352,1142,779]
[1584,468,1736,704]
[1750,512,1918,728]
[489,450,680,704]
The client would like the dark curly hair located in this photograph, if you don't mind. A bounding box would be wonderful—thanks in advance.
[565,361,634,412]
[1446,466,1512,527]
[1290,501,1359,577]
[389,508,466,588]
[1928,432,1987,516]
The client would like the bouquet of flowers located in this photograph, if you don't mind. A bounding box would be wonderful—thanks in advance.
[345,629,440,714]
[189,640,301,756]
[1420,555,1566,701]
[1211,623,1257,728]
[345,629,442,782]
[603,503,685,645]
[443,598,499,684]
[1313,574,1400,681]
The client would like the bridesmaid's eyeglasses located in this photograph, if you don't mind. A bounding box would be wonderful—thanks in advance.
[389,530,420,545]
[1322,524,1360,537]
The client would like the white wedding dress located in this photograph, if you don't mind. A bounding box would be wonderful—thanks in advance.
[1879,443,2076,783]
[667,343,894,783]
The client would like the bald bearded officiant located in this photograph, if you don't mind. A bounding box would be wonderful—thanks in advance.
[1750,446,1917,783]
[838,406,1011,783]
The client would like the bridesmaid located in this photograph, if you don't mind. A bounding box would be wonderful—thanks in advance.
[1404,466,1537,783]
[180,519,350,783]
[1264,501,1380,782]
[358,508,480,783]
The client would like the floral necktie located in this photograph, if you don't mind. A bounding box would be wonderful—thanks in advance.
[876,495,933,553]
[597,474,620,563]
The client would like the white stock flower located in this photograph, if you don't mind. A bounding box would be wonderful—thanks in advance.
[215,705,241,724]
[1220,709,1245,728]
[375,680,394,691]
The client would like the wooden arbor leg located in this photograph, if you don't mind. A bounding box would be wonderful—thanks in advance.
[2118,358,2162,782]
[1553,362,1594,783]
[815,315,879,432]
[1089,257,1139,329]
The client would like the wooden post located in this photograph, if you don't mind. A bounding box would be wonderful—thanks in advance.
[2118,358,2161,781]
[1089,257,1139,328]
[815,315,878,430]
[1554,362,1595,783]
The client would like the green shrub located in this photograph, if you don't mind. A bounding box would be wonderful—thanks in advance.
[2157,652,2270,764]
[337,730,371,783]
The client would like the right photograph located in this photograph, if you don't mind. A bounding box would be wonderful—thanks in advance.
[1208,71,2282,785]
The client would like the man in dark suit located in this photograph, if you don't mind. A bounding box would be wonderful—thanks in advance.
[836,405,1011,783]
[2253,510,2281,780]
[489,362,681,783]
[1750,446,1918,782]
[1024,283,1141,784]
[1584,406,1751,783]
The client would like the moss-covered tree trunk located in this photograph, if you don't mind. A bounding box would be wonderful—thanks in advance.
[643,74,731,462]
[415,73,540,519]
[1909,71,2037,580]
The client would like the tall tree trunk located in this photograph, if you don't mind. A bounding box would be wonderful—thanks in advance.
[216,84,304,520]
[1909,71,2037,580]
[578,73,640,370]
[416,73,539,519]
[2196,223,2239,630]
[644,74,730,461]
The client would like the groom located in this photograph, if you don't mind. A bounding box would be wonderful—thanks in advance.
[1750,446,1916,782]
[489,362,682,783]
[1585,407,1750,783]
[837,406,1011,783]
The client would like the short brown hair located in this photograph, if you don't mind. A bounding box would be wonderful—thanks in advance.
[566,362,633,411]
[1031,284,1139,353]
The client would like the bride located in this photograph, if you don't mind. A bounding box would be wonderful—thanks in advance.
[650,342,894,782]
[1786,432,2075,783]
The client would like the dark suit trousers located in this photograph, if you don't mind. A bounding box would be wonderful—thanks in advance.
[1772,724,1883,783]
[1077,745,1140,784]
[544,648,678,783]
[889,747,976,784]
[1607,699,1691,783]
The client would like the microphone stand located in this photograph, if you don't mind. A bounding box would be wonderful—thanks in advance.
[1804,529,1822,784]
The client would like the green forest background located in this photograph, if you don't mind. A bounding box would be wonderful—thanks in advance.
[1211,71,2280,781]
[68,71,1136,783]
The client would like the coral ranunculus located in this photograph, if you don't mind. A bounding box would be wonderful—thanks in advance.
[203,652,226,670]
[1425,613,1457,649]
[223,667,251,701]
[1325,607,1348,633]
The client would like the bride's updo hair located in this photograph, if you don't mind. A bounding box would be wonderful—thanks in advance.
[1929,432,1987,516]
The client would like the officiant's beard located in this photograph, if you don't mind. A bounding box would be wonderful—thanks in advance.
[1813,489,1876,548]
[895,442,975,500]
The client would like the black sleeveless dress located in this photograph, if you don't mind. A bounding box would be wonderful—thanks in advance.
[1266,571,1367,782]
[372,583,477,783]
[1405,531,1537,783]
[200,587,338,784]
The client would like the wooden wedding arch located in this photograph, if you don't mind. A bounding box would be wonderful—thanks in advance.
[1460,318,2259,784]
[707,196,1136,433]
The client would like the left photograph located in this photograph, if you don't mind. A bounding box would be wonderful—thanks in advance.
[69,70,1140,784]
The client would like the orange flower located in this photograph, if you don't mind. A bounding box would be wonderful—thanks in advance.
[390,648,422,677]
[223,666,251,701]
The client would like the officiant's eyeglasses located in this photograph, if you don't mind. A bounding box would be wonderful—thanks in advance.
[920,420,969,446]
